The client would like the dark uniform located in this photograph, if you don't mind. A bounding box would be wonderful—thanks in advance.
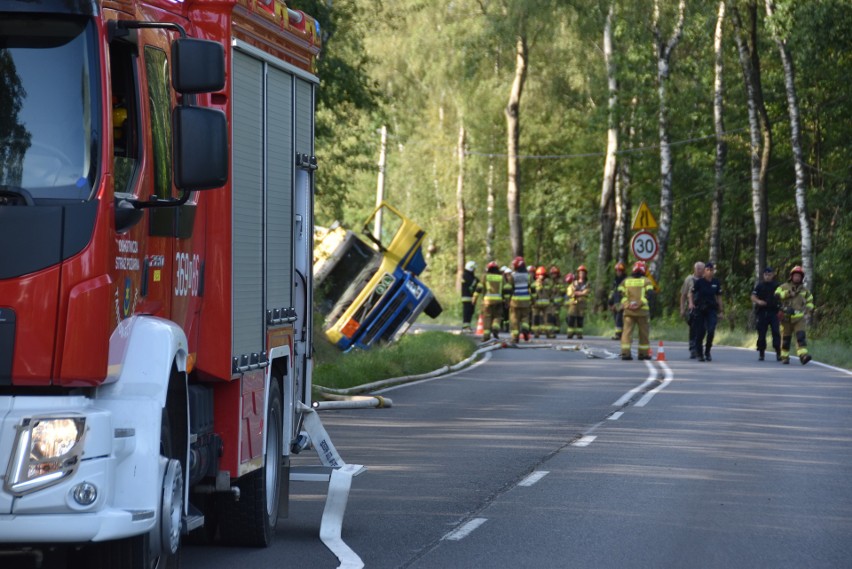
[460,262,479,331]
[751,268,781,361]
[691,263,723,362]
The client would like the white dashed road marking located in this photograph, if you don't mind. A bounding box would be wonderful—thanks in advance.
[442,518,488,541]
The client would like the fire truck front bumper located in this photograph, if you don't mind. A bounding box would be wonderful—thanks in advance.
[0,395,162,543]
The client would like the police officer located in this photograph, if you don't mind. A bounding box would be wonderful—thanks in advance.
[776,266,814,365]
[680,261,704,358]
[689,262,723,362]
[750,267,781,361]
[460,260,479,332]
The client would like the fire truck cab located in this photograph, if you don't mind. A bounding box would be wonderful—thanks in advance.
[0,0,358,566]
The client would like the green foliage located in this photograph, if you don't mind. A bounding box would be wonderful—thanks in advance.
[297,0,851,344]
[313,331,478,390]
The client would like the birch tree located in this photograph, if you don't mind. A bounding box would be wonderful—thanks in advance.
[648,0,686,283]
[595,2,619,308]
[709,1,727,265]
[615,96,638,266]
[731,3,772,282]
[506,34,528,258]
[455,124,466,290]
[765,0,814,289]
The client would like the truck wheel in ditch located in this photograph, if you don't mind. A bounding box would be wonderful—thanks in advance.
[217,379,282,547]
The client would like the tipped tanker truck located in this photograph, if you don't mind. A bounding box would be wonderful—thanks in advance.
[0,0,363,566]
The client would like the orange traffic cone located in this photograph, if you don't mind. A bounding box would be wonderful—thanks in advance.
[656,340,666,361]
[475,314,485,336]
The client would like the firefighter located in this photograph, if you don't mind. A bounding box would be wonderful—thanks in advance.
[562,272,575,338]
[532,266,550,338]
[775,266,814,365]
[479,262,504,341]
[547,266,562,338]
[460,260,479,332]
[608,262,627,340]
[566,264,590,339]
[508,257,532,342]
[619,261,654,360]
[500,266,512,332]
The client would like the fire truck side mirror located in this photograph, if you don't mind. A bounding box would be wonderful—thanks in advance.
[173,106,228,191]
[172,38,225,94]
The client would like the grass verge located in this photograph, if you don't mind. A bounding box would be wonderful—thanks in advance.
[313,330,478,392]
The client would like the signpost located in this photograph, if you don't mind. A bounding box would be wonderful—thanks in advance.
[630,202,660,291]
[631,230,658,261]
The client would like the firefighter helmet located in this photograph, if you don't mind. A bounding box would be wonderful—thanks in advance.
[465,260,477,271]
[549,265,560,277]
[564,273,575,284]
[790,265,805,279]
[615,262,625,272]
[632,261,646,275]
[486,261,498,271]
[577,264,587,273]
[527,265,535,274]
[536,266,547,277]
[512,256,525,270]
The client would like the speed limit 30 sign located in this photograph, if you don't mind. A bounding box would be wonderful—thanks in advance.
[631,230,658,261]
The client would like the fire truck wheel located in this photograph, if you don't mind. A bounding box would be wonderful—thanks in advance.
[75,409,181,569]
[217,379,283,547]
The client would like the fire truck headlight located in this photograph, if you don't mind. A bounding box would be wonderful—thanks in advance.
[4,417,86,496]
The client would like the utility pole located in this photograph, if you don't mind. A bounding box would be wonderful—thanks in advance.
[374,125,388,239]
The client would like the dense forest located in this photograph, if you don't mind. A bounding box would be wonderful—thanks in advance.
[293,0,851,337]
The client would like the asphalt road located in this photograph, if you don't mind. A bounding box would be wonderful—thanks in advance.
[183,335,852,569]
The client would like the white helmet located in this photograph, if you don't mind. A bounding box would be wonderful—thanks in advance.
[465,260,477,271]
[501,266,511,274]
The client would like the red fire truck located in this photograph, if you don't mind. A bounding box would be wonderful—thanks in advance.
[0,0,361,566]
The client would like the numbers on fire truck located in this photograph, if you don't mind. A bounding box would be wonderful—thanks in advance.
[175,252,201,297]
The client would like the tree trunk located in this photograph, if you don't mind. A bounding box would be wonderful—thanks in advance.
[732,5,769,282]
[765,0,814,289]
[596,3,619,310]
[750,1,772,277]
[615,96,637,265]
[506,35,528,258]
[486,159,495,262]
[456,124,466,292]
[709,1,726,265]
[649,0,686,283]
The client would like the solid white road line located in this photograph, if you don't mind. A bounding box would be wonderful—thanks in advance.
[571,435,597,447]
[518,470,550,487]
[635,360,673,407]
[442,518,488,541]
[612,360,658,407]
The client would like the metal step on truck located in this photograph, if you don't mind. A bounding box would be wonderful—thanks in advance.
[0,0,363,566]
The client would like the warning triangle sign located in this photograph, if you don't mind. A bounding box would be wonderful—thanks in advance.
[631,202,658,231]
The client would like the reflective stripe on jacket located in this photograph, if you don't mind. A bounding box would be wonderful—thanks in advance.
[618,277,653,315]
[483,273,504,304]
[511,271,531,301]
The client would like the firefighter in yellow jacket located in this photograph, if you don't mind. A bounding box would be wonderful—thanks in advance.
[619,261,655,360]
[479,261,504,342]
[775,265,814,365]
[565,265,590,339]
[547,266,562,338]
[531,266,550,338]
